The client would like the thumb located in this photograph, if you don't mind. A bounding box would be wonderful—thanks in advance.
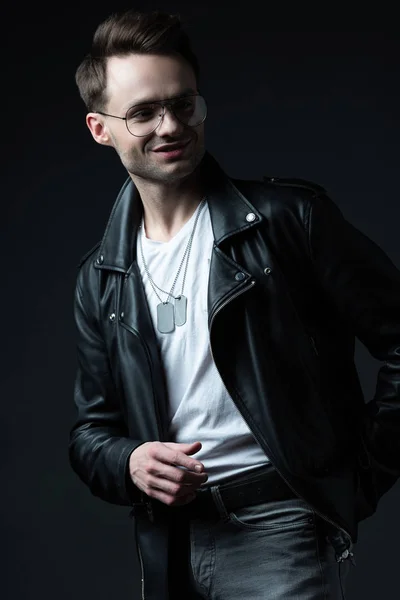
[164,441,202,455]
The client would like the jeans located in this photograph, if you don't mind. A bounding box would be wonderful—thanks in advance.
[168,489,355,599]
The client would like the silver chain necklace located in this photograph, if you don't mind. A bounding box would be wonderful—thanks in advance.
[139,198,206,333]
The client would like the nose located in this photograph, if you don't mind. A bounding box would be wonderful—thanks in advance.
[156,106,185,136]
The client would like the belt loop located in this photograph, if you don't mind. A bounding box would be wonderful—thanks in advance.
[210,485,230,520]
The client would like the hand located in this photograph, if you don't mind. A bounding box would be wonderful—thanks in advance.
[128,441,208,506]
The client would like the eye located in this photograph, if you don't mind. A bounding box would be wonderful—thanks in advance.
[128,106,158,121]
[174,98,194,111]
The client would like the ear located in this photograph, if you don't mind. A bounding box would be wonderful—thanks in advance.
[86,113,113,146]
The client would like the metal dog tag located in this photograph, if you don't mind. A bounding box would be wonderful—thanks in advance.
[174,295,187,326]
[157,302,175,333]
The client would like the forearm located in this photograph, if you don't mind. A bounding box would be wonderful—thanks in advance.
[69,424,143,505]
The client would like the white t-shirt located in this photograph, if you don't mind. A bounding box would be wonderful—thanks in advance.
[137,202,269,484]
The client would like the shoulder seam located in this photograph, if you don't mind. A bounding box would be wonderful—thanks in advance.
[263,176,326,195]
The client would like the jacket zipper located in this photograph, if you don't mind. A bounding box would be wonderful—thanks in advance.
[310,336,319,356]
[121,271,164,441]
[209,279,352,542]
[137,543,145,600]
[209,278,256,327]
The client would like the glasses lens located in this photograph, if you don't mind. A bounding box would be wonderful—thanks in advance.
[126,95,207,136]
[126,104,163,137]
[171,95,207,127]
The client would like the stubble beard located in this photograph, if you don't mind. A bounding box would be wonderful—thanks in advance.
[115,137,206,185]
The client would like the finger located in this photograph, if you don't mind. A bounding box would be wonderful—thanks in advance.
[144,461,208,487]
[137,470,197,499]
[160,442,205,472]
[171,468,208,486]
[164,441,202,455]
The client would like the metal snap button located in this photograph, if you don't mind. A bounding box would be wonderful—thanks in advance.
[235,272,246,281]
[263,267,272,275]
[246,213,256,223]
[120,312,124,320]
[109,313,116,322]
[96,255,104,265]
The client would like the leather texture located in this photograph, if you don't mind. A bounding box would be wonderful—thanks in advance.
[69,152,400,598]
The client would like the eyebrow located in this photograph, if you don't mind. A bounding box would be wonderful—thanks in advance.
[121,88,197,111]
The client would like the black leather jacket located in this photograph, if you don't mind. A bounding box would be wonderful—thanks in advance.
[70,153,400,596]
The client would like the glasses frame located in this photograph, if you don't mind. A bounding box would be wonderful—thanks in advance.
[95,93,207,137]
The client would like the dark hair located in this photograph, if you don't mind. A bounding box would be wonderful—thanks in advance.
[75,9,200,112]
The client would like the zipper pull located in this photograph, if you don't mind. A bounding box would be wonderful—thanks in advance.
[336,548,356,566]
[337,549,349,563]
[145,499,154,523]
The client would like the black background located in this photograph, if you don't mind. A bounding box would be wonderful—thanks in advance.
[3,2,400,598]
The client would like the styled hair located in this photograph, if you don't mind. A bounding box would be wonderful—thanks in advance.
[75,9,200,112]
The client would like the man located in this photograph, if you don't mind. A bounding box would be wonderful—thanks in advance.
[70,9,400,599]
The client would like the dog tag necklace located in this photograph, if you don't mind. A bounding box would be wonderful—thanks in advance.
[139,198,206,333]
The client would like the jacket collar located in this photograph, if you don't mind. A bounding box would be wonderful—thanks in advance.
[94,152,263,273]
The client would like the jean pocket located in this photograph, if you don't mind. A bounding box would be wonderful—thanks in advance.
[228,497,315,531]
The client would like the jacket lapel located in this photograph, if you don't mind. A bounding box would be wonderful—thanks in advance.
[203,154,264,321]
[93,152,265,330]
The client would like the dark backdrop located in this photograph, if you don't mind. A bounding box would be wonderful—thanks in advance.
[3,2,400,598]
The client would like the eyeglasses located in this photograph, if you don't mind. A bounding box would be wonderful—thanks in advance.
[95,94,207,137]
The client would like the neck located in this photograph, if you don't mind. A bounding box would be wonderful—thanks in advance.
[131,171,204,243]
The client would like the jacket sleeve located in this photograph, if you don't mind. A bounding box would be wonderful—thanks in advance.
[69,270,143,506]
[308,193,400,507]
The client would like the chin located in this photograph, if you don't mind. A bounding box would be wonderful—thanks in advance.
[157,154,203,182]
[157,166,195,184]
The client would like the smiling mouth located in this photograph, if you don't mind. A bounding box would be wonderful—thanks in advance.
[152,139,191,152]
